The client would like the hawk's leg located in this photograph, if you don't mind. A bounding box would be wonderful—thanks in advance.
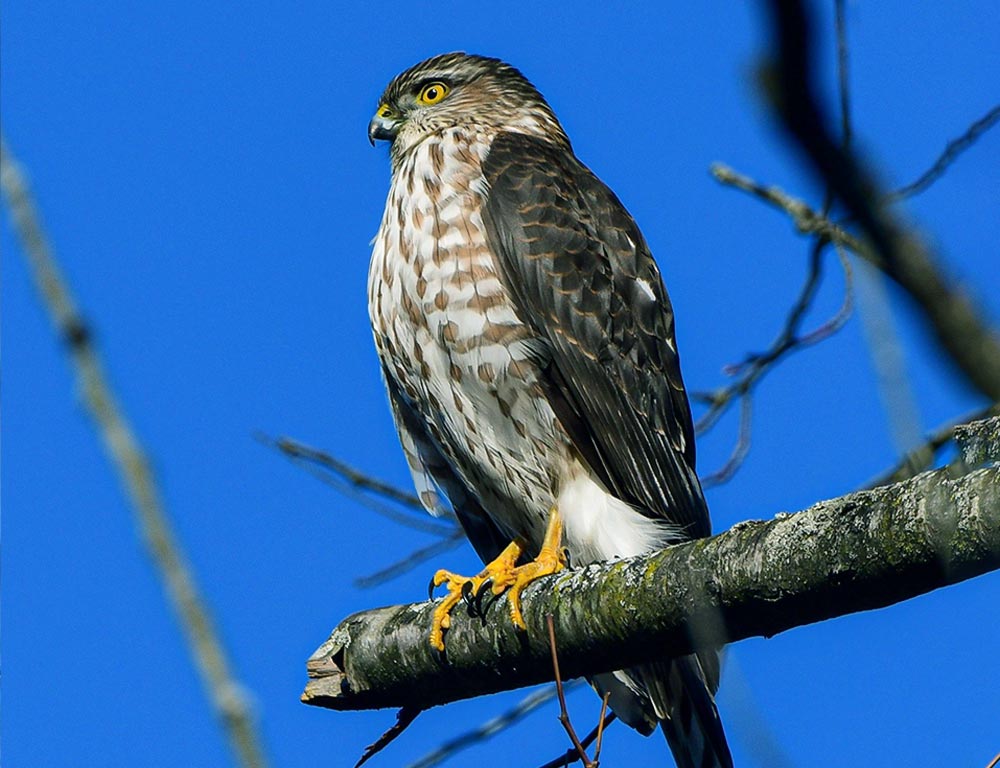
[428,507,567,651]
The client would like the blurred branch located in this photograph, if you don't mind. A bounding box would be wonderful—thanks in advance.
[407,683,583,768]
[696,0,857,486]
[1,136,269,768]
[259,433,464,587]
[265,434,425,510]
[354,531,465,589]
[832,0,923,455]
[700,396,753,489]
[261,434,456,535]
[303,425,1000,711]
[866,403,1000,489]
[758,0,1000,400]
[855,258,924,452]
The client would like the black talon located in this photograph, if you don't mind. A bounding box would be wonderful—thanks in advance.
[461,580,474,600]
[474,588,500,622]
[428,578,438,600]
[471,581,492,616]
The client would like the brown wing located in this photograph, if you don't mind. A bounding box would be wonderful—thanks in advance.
[481,132,709,538]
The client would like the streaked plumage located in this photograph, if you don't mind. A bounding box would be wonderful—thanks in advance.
[367,52,732,768]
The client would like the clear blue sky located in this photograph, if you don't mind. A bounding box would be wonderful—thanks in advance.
[3,2,998,766]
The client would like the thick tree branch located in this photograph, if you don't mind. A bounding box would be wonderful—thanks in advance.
[303,419,1000,713]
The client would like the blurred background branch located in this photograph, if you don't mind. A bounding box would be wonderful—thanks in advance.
[0,136,269,768]
[760,0,1000,401]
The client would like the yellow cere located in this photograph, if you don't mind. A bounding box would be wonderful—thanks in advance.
[377,104,395,119]
[417,82,450,105]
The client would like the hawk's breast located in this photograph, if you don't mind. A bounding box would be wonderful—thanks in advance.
[368,129,567,542]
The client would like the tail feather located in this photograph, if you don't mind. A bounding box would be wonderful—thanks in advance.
[648,655,732,768]
[591,652,732,767]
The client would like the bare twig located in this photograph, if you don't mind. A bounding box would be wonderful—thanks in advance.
[258,433,464,586]
[695,0,858,487]
[700,396,753,489]
[1,138,268,767]
[354,706,422,768]
[536,704,617,768]
[547,615,594,767]
[593,693,611,760]
[888,104,1000,203]
[710,164,866,256]
[693,238,853,441]
[985,751,1000,768]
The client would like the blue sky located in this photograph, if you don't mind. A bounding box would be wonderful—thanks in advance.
[3,2,998,767]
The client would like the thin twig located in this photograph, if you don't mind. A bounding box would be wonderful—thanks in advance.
[593,692,611,763]
[985,751,1000,768]
[354,706,422,768]
[536,710,618,768]
[710,163,868,257]
[701,396,753,489]
[695,0,858,483]
[547,615,593,768]
[1,137,268,767]
[693,237,853,440]
[888,104,1000,203]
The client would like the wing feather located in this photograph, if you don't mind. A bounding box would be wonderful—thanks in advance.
[481,133,709,537]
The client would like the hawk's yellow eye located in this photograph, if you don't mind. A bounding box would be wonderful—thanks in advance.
[417,82,450,105]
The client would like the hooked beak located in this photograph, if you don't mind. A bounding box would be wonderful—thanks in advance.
[368,105,401,146]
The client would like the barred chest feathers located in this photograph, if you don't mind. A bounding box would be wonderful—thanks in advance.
[368,129,672,563]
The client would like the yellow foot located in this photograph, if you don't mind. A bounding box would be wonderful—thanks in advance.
[428,507,567,650]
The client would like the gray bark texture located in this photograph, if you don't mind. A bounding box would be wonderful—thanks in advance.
[303,417,1000,712]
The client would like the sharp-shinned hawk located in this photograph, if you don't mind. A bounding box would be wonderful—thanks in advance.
[367,52,732,768]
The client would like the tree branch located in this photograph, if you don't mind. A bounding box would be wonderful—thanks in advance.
[302,419,1000,713]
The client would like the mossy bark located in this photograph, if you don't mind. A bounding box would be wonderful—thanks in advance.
[303,425,999,713]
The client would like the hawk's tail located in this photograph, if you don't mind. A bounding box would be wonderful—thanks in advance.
[646,654,733,768]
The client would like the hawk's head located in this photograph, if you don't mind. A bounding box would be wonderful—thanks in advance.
[368,53,569,162]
